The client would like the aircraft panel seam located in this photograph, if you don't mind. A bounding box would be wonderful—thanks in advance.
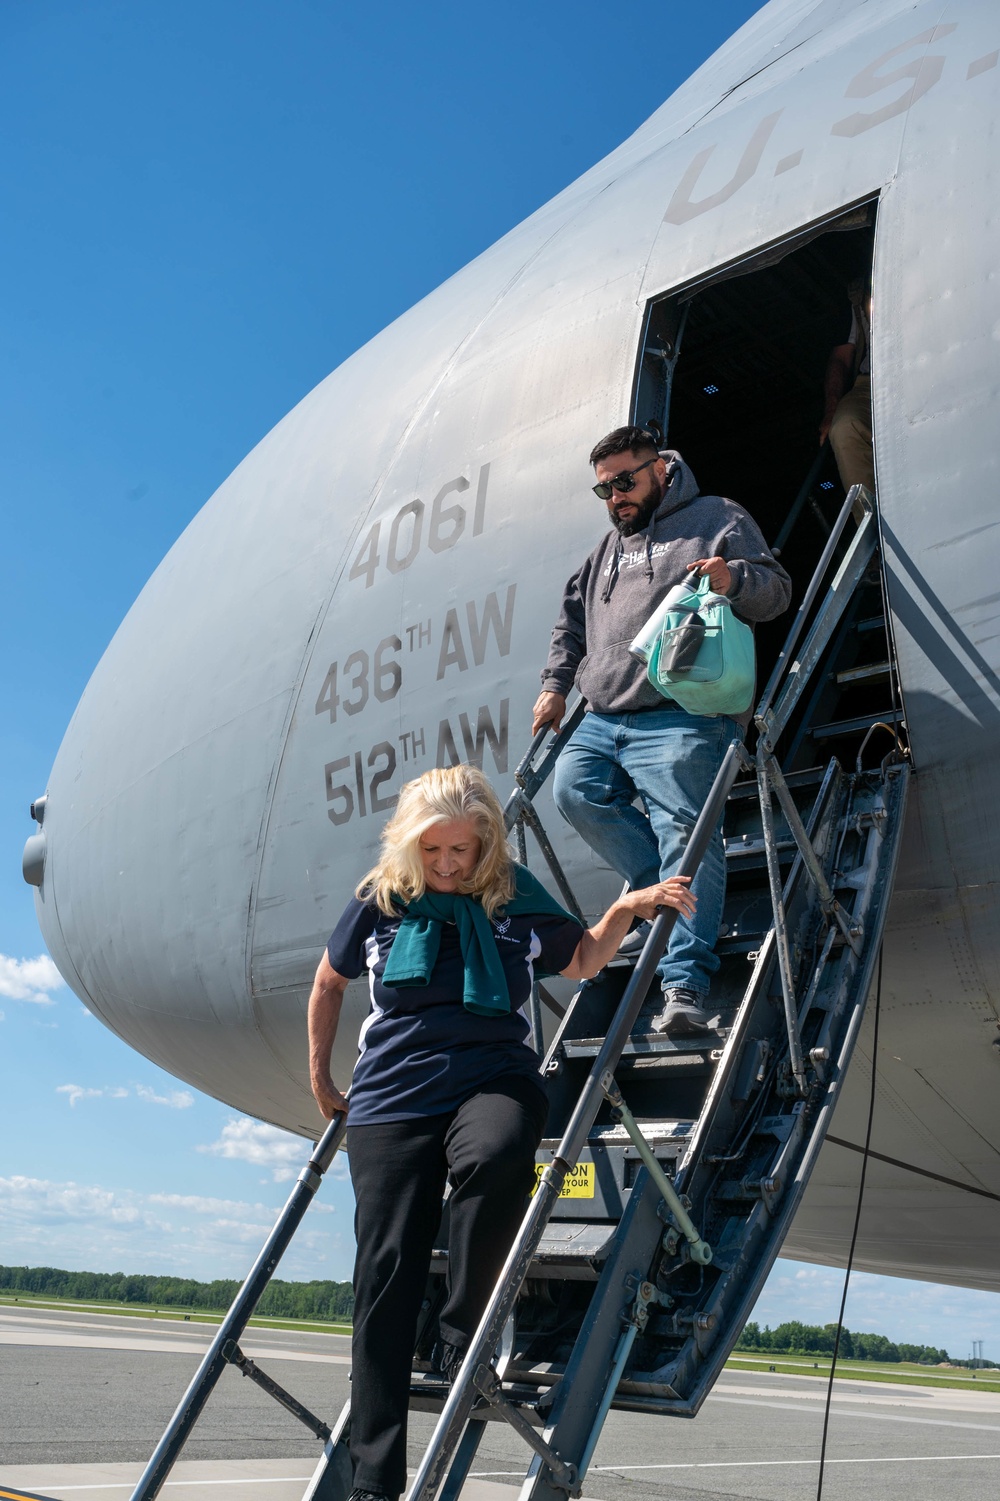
[826,1134,1000,1201]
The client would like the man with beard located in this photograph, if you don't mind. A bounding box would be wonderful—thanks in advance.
[532,427,791,1035]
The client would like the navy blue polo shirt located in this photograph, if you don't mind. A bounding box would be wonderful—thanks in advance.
[327,896,583,1126]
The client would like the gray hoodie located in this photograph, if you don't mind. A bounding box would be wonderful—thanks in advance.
[540,452,792,726]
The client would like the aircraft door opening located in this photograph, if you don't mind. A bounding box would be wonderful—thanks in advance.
[630,202,905,772]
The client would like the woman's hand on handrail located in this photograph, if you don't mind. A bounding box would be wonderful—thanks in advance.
[308,951,351,1120]
[561,877,696,980]
[313,1077,350,1121]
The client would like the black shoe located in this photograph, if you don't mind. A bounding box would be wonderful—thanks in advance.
[432,1339,466,1383]
[349,1490,398,1501]
[651,987,714,1036]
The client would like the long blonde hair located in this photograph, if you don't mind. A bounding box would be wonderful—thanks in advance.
[357,764,515,918]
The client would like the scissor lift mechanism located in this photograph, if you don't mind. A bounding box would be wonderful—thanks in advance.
[130,486,909,1501]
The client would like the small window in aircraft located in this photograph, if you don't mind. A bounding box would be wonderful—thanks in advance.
[631,202,884,768]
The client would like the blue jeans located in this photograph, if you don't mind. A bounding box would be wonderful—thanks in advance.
[553,708,739,997]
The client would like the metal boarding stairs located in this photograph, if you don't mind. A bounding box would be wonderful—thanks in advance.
[129,485,910,1501]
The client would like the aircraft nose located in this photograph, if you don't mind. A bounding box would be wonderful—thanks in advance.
[22,795,47,888]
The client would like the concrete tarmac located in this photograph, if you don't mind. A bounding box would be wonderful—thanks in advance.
[2,1306,999,1501]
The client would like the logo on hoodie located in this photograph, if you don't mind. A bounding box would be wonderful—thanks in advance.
[603,540,673,576]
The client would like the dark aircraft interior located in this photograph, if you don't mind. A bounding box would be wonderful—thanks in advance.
[631,200,897,770]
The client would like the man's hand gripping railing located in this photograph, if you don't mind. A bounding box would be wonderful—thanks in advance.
[405,739,746,1501]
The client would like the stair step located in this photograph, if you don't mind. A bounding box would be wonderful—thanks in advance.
[810,706,903,739]
[725,834,795,859]
[834,660,890,685]
[563,1033,725,1060]
[728,766,826,801]
[586,1119,694,1146]
[717,930,767,954]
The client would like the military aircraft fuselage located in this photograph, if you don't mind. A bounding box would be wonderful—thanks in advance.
[26,0,1000,1290]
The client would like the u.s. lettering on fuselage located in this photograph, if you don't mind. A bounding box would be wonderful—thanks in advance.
[663,24,993,227]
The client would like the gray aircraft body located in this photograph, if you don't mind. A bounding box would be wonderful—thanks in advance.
[24,0,1000,1294]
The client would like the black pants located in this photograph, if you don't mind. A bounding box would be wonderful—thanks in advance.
[346,1073,548,1496]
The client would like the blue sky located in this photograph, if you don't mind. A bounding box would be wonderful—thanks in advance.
[1,0,997,1362]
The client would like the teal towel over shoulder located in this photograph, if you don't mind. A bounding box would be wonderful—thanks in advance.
[381,865,578,1016]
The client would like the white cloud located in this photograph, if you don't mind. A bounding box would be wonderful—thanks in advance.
[0,1174,350,1282]
[55,1083,195,1109]
[0,953,65,1006]
[147,1191,275,1218]
[0,1176,146,1228]
[57,1084,107,1107]
[135,1084,194,1109]
[198,1117,310,1182]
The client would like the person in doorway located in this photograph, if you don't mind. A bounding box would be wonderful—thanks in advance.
[531,426,791,1037]
[307,763,696,1501]
[820,278,875,505]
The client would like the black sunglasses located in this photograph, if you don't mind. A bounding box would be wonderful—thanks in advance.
[592,457,658,500]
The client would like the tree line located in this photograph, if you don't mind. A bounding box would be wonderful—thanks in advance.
[0,1267,963,1363]
[0,1264,354,1322]
[736,1319,950,1364]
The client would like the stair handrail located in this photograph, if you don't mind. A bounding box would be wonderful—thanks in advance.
[502,698,589,923]
[755,483,870,734]
[770,442,832,557]
[404,737,747,1501]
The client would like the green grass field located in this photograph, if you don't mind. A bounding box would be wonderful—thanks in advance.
[725,1352,1000,1392]
[0,1291,351,1336]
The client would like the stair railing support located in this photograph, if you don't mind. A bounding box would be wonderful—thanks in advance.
[471,1367,578,1491]
[129,1112,348,1501]
[574,1279,657,1484]
[756,485,871,741]
[758,746,861,955]
[755,749,808,1096]
[600,1073,712,1264]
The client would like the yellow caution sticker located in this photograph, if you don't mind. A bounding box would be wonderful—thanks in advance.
[533,1161,595,1198]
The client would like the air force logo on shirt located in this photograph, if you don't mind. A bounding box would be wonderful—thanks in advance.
[492,916,518,943]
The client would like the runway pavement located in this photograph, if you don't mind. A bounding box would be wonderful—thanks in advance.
[2,1305,999,1501]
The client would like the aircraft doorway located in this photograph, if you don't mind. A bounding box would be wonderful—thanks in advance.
[630,203,901,770]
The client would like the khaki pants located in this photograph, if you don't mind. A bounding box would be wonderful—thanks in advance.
[830,373,875,509]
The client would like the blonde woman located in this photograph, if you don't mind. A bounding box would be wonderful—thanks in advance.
[307,764,695,1501]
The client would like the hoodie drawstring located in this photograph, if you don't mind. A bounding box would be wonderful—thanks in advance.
[601,539,622,603]
[600,533,655,603]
